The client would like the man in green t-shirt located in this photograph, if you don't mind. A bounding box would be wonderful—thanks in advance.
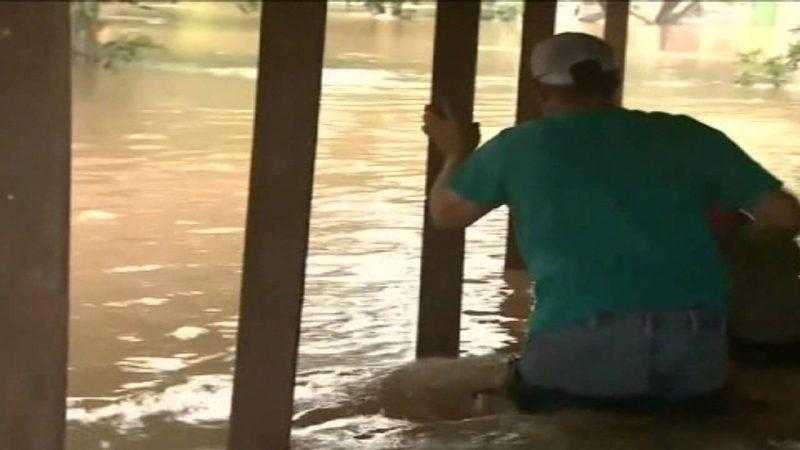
[422,32,800,409]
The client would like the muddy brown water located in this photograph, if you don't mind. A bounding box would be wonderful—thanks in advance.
[67,3,800,449]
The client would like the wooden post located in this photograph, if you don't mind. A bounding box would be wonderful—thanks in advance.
[416,1,481,359]
[0,3,71,450]
[228,2,327,449]
[604,0,630,105]
[504,1,557,272]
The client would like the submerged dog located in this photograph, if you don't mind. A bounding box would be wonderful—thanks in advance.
[293,354,515,427]
[293,353,798,449]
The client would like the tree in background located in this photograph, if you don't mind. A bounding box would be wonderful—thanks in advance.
[71,1,257,69]
[576,1,704,26]
[362,0,415,17]
[736,41,800,88]
[653,1,703,25]
[233,0,260,14]
[481,1,520,22]
[71,1,162,69]
[353,1,520,22]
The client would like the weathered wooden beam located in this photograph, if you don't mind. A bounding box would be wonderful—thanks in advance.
[0,2,72,450]
[228,2,327,449]
[417,0,481,359]
[604,0,630,105]
[504,1,557,272]
[514,1,558,124]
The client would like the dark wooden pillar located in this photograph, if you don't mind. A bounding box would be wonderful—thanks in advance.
[604,0,630,105]
[504,1,557,272]
[0,3,72,450]
[416,1,481,359]
[228,2,327,449]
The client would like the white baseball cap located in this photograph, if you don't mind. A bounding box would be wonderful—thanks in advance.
[531,32,619,86]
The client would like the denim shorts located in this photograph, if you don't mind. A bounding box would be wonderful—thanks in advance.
[509,308,728,412]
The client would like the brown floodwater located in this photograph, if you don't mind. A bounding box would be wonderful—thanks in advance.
[67,2,800,449]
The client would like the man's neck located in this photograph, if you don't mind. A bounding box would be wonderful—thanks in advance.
[541,100,613,118]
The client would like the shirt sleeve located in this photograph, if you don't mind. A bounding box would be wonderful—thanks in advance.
[449,130,510,208]
[693,125,782,211]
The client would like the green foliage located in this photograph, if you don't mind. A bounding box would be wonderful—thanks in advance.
[234,1,261,14]
[494,3,520,22]
[735,50,760,86]
[481,1,520,22]
[71,1,259,69]
[363,0,387,15]
[786,41,800,68]
[735,41,800,88]
[361,0,417,17]
[347,0,521,22]
[71,1,100,36]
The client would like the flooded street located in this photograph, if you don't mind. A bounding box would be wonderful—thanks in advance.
[67,3,800,449]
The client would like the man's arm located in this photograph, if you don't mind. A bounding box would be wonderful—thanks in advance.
[747,189,800,242]
[692,123,796,240]
[429,155,494,229]
[422,104,494,229]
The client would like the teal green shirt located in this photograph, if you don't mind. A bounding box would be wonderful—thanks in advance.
[451,108,782,332]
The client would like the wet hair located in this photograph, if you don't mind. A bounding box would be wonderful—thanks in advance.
[540,59,621,102]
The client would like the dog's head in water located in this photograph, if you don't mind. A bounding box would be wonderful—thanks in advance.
[294,354,517,428]
[376,354,516,421]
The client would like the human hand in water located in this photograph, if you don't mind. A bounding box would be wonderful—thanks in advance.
[422,104,480,159]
